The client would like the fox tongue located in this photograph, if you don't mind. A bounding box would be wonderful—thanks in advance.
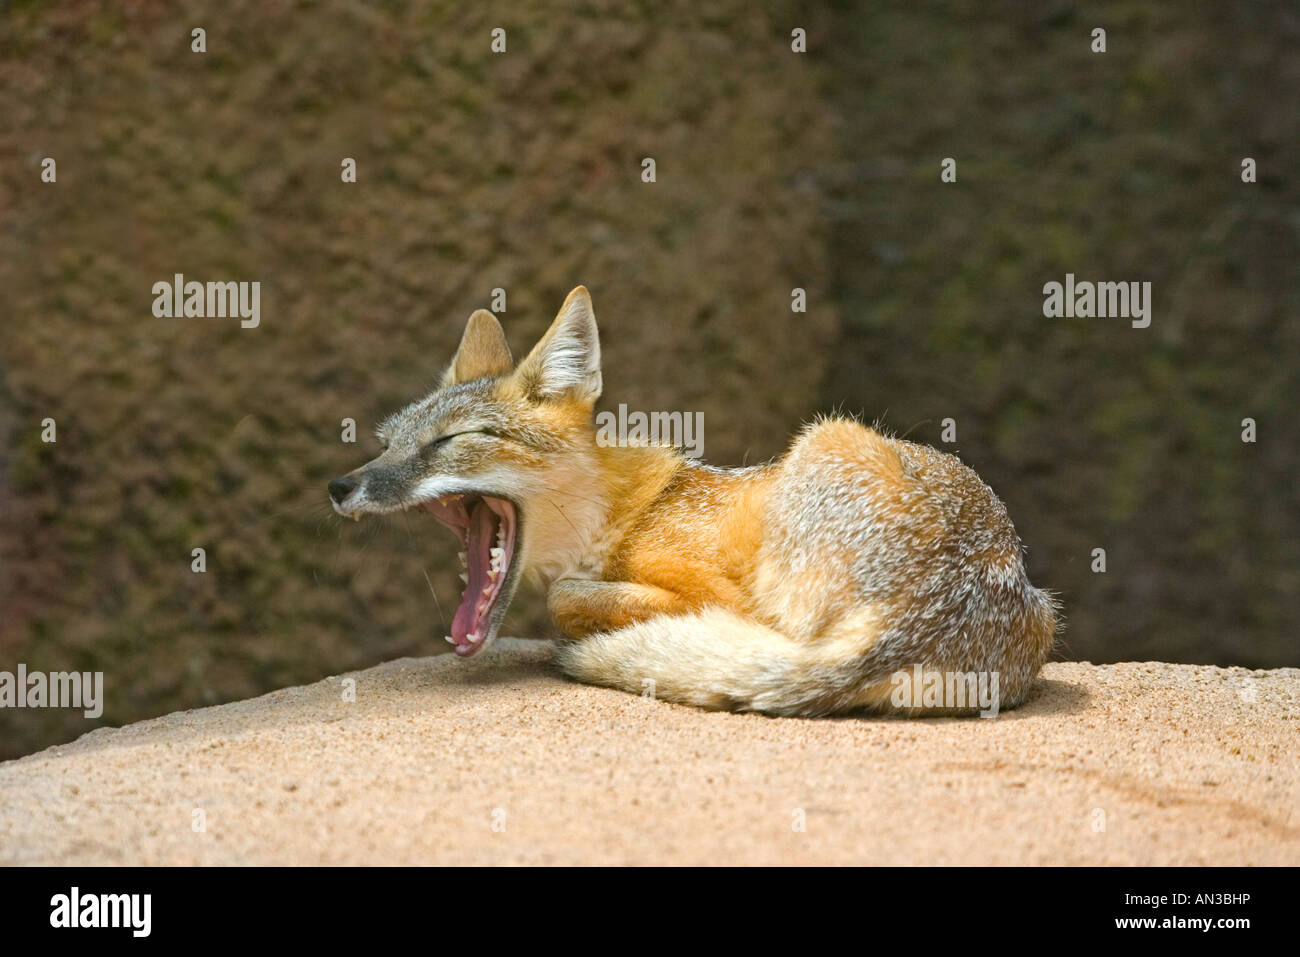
[451,500,496,644]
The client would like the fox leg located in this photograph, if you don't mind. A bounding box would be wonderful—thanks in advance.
[548,579,692,638]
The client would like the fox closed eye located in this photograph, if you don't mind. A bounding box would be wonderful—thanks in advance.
[421,429,500,454]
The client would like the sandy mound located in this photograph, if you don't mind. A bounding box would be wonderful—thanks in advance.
[1,640,1296,865]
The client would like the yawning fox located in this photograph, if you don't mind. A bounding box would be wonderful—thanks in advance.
[329,286,1059,716]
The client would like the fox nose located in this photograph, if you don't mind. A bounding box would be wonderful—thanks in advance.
[328,476,358,506]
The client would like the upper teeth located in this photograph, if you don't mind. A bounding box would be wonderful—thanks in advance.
[457,551,467,567]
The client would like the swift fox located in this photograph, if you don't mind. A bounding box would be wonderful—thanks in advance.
[329,286,1058,716]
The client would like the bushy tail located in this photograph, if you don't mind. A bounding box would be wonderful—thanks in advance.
[552,607,876,717]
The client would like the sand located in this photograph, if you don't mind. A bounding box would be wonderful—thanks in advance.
[0,640,1296,865]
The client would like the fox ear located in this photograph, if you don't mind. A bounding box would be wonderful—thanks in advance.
[514,286,602,404]
[442,309,513,387]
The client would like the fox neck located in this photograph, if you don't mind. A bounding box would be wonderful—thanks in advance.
[521,441,685,589]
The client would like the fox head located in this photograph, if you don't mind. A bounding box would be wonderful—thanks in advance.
[328,286,607,657]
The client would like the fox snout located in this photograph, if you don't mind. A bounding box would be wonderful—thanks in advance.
[329,471,376,517]
[328,475,358,508]
[328,461,422,517]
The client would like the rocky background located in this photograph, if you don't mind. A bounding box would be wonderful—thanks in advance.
[1,0,1296,758]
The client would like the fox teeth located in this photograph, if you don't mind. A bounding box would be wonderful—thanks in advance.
[487,569,498,581]
[457,551,467,566]
[444,635,456,645]
[481,585,493,597]
[458,572,468,584]
[467,632,480,643]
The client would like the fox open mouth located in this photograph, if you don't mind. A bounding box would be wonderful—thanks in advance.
[419,493,519,657]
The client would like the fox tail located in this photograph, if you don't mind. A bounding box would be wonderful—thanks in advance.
[552,607,884,717]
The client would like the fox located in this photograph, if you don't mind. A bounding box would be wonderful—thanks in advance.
[328,286,1059,717]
